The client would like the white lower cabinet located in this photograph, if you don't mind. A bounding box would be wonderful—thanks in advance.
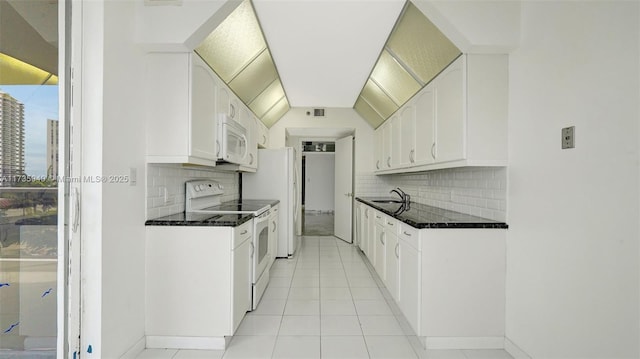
[373,213,386,280]
[145,220,253,350]
[384,217,399,302]
[361,204,505,349]
[398,224,421,335]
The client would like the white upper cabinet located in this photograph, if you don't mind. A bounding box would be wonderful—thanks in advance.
[217,85,238,121]
[257,118,269,149]
[146,53,218,167]
[244,109,258,170]
[374,54,508,173]
[434,56,465,163]
[390,115,402,168]
[413,86,436,165]
[374,126,383,171]
[399,105,416,167]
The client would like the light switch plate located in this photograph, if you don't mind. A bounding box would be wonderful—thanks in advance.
[562,126,575,149]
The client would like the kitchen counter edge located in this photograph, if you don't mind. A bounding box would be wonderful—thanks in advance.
[356,197,508,229]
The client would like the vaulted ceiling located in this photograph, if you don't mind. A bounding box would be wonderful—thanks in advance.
[252,0,405,109]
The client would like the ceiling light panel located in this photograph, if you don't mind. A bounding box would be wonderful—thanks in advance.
[249,79,285,118]
[261,96,289,128]
[195,0,266,83]
[360,79,398,119]
[354,97,385,129]
[387,2,461,84]
[229,49,277,104]
[370,50,421,106]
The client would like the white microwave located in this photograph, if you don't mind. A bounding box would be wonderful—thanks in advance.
[217,115,248,165]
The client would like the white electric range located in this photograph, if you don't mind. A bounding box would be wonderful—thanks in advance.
[185,180,275,310]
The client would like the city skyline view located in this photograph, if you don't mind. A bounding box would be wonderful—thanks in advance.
[0,85,58,178]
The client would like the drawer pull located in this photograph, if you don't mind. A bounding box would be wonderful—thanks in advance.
[403,231,412,236]
[376,215,381,219]
[387,222,394,226]
[241,230,248,235]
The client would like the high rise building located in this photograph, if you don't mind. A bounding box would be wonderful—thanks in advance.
[47,119,59,179]
[0,92,25,184]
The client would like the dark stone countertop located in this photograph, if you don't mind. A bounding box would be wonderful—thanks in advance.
[356,197,508,229]
[145,212,253,227]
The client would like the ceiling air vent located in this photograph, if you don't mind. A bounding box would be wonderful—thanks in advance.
[313,109,325,117]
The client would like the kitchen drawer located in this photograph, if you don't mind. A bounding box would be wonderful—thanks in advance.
[233,219,253,249]
[385,216,399,237]
[399,223,420,251]
[373,210,385,225]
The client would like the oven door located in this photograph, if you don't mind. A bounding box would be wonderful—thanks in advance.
[220,116,248,164]
[252,209,271,283]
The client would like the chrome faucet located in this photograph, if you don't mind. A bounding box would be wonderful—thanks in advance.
[390,187,410,206]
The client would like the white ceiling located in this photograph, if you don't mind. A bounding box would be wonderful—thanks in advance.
[252,0,405,109]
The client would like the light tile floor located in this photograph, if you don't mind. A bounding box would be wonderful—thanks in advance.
[137,236,514,359]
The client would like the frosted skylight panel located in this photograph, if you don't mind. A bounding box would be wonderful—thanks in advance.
[195,0,266,83]
[354,97,385,128]
[229,49,278,104]
[370,50,420,106]
[249,79,285,118]
[361,79,398,119]
[386,2,461,84]
[195,0,290,126]
[261,96,289,128]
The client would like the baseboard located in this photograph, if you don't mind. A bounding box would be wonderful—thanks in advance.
[424,336,505,349]
[145,335,230,350]
[120,337,145,359]
[504,337,532,359]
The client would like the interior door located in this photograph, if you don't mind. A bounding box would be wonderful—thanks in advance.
[334,135,353,242]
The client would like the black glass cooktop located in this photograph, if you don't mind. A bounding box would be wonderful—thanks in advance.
[199,199,279,214]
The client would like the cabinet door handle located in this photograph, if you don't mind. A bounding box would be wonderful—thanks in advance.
[376,160,380,170]
[403,231,412,237]
[241,229,248,235]
[409,149,415,163]
[262,135,266,144]
[387,221,394,226]
[272,222,277,232]
[249,153,254,165]
[387,156,391,168]
[365,209,368,219]
[431,143,436,159]
[376,215,381,219]
[395,243,399,258]
[379,234,385,245]
[230,103,236,118]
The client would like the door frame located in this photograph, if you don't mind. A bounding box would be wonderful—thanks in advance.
[285,128,355,240]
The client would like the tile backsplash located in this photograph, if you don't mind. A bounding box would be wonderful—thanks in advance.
[146,164,239,219]
[355,167,507,222]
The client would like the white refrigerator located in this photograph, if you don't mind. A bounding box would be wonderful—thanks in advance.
[243,147,299,258]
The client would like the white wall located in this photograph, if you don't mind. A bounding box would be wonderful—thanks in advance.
[505,2,639,358]
[304,153,335,211]
[79,1,148,357]
[269,108,374,174]
[102,1,148,357]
